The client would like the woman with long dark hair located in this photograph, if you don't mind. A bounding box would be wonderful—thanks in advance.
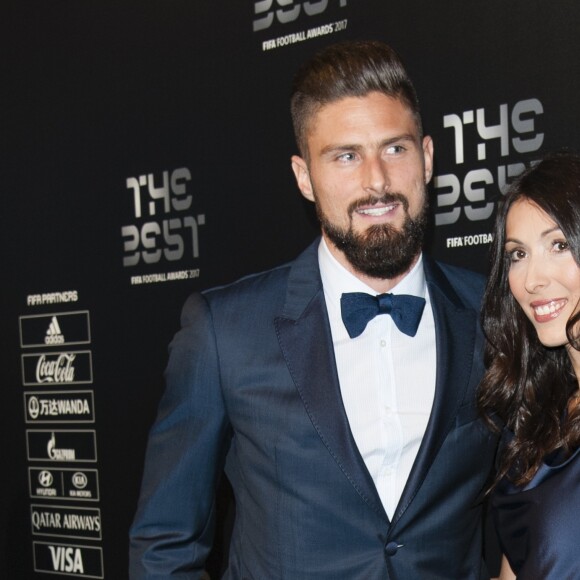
[479,152,580,579]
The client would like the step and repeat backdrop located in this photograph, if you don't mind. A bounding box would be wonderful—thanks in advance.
[2,1,580,577]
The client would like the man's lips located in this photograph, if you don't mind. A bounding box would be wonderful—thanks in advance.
[530,298,567,321]
[355,202,399,217]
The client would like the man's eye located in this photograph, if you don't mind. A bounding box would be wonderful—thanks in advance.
[386,145,405,155]
[337,152,356,161]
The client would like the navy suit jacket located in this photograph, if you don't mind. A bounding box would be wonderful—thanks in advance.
[130,240,498,579]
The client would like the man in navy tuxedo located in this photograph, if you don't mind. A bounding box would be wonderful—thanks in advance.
[130,40,497,579]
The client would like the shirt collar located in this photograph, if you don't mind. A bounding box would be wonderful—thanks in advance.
[318,237,427,309]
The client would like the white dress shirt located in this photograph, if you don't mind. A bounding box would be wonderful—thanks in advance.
[318,238,436,520]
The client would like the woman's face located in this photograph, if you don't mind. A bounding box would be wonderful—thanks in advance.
[505,198,580,348]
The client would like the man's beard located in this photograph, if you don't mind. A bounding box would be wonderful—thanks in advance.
[316,192,429,280]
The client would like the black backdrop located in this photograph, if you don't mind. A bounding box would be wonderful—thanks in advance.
[2,1,580,577]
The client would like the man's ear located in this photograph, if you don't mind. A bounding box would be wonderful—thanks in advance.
[422,136,434,184]
[291,155,315,202]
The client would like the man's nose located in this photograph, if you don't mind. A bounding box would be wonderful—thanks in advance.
[362,156,389,194]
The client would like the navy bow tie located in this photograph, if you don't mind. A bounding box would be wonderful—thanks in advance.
[340,292,426,338]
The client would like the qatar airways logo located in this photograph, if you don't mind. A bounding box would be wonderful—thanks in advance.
[253,0,347,32]
[31,504,102,540]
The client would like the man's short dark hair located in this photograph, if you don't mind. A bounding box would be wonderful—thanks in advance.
[290,40,422,159]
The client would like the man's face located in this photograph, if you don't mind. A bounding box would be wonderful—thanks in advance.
[291,92,433,281]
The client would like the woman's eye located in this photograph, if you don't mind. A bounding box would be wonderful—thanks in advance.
[508,248,526,262]
[554,240,570,252]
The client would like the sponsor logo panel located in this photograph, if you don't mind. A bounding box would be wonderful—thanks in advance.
[31,505,101,541]
[29,468,100,501]
[27,430,97,463]
[19,311,91,348]
[25,391,95,423]
[33,541,104,578]
[22,351,93,386]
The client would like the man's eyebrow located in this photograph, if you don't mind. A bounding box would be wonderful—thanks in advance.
[319,134,418,157]
[320,143,363,156]
[380,133,417,146]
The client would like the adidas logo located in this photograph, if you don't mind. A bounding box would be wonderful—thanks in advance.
[45,316,65,345]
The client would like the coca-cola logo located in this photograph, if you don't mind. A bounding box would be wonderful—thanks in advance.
[36,353,76,383]
[22,351,92,386]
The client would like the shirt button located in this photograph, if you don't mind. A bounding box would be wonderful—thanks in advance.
[384,541,399,556]
[380,339,386,347]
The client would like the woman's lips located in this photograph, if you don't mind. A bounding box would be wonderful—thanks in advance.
[530,298,567,322]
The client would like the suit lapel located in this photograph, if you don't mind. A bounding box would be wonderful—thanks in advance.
[392,256,479,526]
[275,241,388,522]
[275,245,479,527]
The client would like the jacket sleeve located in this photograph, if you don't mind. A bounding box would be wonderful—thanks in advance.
[129,293,231,579]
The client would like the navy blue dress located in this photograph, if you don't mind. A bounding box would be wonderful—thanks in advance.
[491,441,580,579]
